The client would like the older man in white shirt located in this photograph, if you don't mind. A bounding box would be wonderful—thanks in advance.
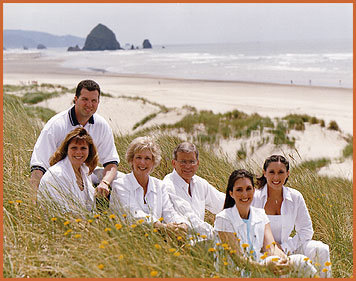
[163,142,225,239]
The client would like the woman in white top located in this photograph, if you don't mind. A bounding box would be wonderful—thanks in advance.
[252,155,331,277]
[38,128,98,214]
[214,169,317,277]
[110,136,188,234]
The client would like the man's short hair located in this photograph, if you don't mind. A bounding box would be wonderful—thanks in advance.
[75,80,101,98]
[173,141,199,160]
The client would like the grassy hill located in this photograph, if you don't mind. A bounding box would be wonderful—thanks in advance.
[3,91,353,277]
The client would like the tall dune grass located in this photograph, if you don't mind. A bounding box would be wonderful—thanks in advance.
[3,93,353,277]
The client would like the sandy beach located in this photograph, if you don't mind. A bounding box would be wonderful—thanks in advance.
[3,51,353,179]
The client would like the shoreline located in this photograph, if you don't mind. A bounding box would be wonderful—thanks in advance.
[3,52,353,135]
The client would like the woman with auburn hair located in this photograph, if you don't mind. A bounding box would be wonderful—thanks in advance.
[110,136,188,234]
[252,155,331,277]
[38,127,98,213]
[214,169,317,277]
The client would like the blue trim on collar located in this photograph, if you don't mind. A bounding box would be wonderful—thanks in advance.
[68,105,94,126]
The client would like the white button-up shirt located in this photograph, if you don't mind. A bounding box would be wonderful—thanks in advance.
[163,169,225,238]
[110,172,187,224]
[251,185,314,254]
[30,106,119,173]
[38,156,95,214]
[214,206,269,260]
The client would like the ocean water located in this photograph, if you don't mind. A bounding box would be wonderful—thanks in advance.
[8,39,353,88]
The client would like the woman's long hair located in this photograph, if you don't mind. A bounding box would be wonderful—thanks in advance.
[256,155,290,189]
[223,169,255,209]
[49,128,99,174]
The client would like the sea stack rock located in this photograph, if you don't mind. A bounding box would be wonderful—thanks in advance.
[143,39,152,49]
[37,44,46,49]
[67,45,81,51]
[83,24,121,51]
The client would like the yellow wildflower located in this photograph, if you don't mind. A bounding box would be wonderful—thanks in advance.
[208,248,216,252]
[97,264,104,270]
[158,217,164,222]
[233,232,237,236]
[314,263,320,267]
[153,229,158,233]
[122,214,127,218]
[169,248,176,252]
[197,233,201,236]
[150,270,158,277]
[260,255,267,260]
[304,257,309,262]
[74,234,81,238]
[324,261,332,267]
[224,262,228,266]
[314,274,320,278]
[118,254,124,260]
[75,218,82,223]
[221,243,229,248]
[99,244,105,249]
[265,244,271,249]
[64,221,70,226]
[115,223,122,230]
[241,243,249,249]
[154,244,161,249]
[173,252,181,257]
[146,215,150,219]
[216,242,221,246]
[322,268,328,273]
[88,219,93,223]
[212,275,219,278]
[104,227,111,232]
[230,250,237,254]
[131,224,137,228]
[103,211,108,215]
[137,219,145,224]
[272,257,279,262]
[109,214,116,219]
[272,241,276,245]
[15,200,23,204]
[144,233,149,237]
[51,217,57,222]
[201,234,207,239]
[190,237,194,240]
[250,250,254,254]
[101,240,109,245]
[8,200,14,204]
[177,236,182,241]
[94,214,100,219]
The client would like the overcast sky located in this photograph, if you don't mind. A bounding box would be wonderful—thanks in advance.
[3,3,353,45]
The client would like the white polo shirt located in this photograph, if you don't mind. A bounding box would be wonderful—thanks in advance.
[163,169,225,238]
[30,106,119,173]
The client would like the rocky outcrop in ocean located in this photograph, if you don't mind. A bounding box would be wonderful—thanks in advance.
[37,44,46,49]
[83,24,121,51]
[143,39,152,49]
[67,45,81,51]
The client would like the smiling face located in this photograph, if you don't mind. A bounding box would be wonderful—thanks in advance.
[67,139,89,169]
[74,88,99,124]
[172,151,199,184]
[263,161,290,190]
[132,149,154,179]
[229,177,255,210]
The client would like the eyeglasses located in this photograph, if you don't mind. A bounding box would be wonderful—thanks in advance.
[176,160,198,166]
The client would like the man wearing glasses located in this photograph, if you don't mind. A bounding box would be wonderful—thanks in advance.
[163,141,225,239]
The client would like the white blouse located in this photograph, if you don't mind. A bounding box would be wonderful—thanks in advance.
[110,172,187,224]
[38,156,95,213]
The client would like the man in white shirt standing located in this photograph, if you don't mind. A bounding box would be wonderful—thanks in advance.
[30,79,120,200]
[163,141,225,239]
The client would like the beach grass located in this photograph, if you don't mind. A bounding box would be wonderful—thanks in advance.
[3,87,353,278]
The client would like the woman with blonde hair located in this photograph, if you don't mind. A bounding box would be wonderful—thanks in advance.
[38,127,98,213]
[110,136,188,234]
